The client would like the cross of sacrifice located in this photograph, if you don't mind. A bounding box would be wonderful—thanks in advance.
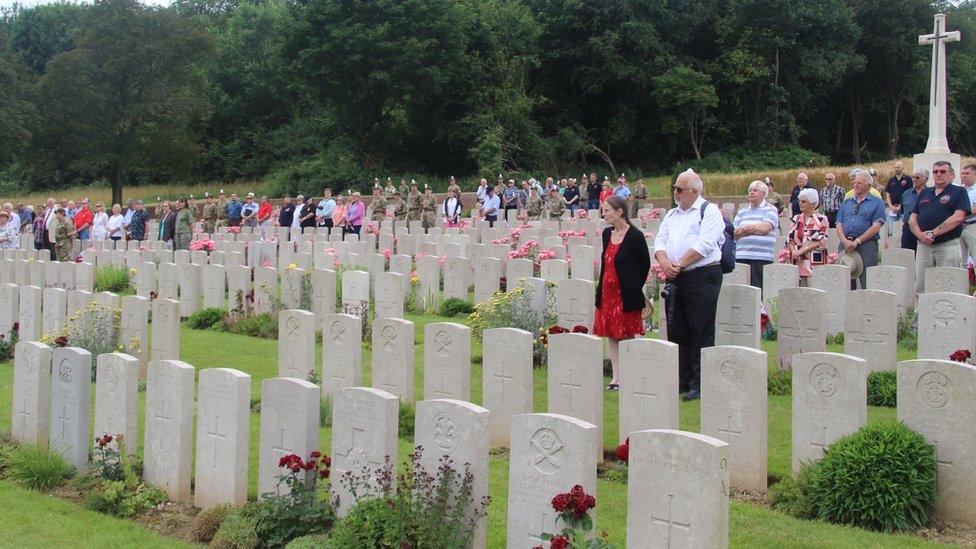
[919,14,961,153]
[651,493,692,549]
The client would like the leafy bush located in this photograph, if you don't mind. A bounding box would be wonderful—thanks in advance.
[212,503,261,549]
[810,422,936,532]
[189,504,233,543]
[328,449,488,549]
[217,312,279,339]
[187,307,227,330]
[769,462,818,520]
[439,298,474,318]
[768,370,792,396]
[867,371,897,407]
[319,397,332,429]
[398,402,415,440]
[897,308,917,350]
[0,326,18,361]
[285,535,328,548]
[256,452,334,548]
[95,266,131,293]
[0,443,74,490]
[84,480,167,517]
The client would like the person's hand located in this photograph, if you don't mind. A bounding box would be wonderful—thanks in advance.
[920,231,935,246]
[844,238,857,252]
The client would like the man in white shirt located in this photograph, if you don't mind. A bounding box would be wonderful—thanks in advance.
[43,197,58,256]
[475,178,488,210]
[959,163,976,264]
[653,169,725,401]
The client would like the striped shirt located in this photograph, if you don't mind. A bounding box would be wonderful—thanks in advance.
[732,201,779,261]
[820,184,845,213]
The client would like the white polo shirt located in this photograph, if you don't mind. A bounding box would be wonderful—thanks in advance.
[654,195,725,270]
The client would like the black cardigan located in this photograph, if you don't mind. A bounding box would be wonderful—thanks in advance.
[595,225,652,313]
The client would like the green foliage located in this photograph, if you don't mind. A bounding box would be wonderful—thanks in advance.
[810,422,936,532]
[690,146,830,174]
[84,480,166,518]
[94,266,130,293]
[211,503,261,549]
[217,311,279,339]
[187,307,227,330]
[467,283,556,343]
[328,449,488,549]
[189,504,233,544]
[256,453,334,548]
[439,298,474,318]
[319,397,332,429]
[867,371,897,408]
[285,535,328,549]
[769,462,819,520]
[0,324,18,362]
[655,65,718,160]
[398,402,415,440]
[768,370,792,396]
[0,443,74,490]
[897,307,917,350]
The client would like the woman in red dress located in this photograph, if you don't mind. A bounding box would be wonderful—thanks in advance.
[593,195,651,390]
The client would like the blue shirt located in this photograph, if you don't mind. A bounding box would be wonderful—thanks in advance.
[613,185,631,199]
[910,184,971,244]
[732,201,779,261]
[901,186,924,224]
[227,199,243,219]
[836,194,885,240]
[317,198,336,218]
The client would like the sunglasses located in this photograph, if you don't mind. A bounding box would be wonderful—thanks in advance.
[933,169,950,174]
[672,186,691,194]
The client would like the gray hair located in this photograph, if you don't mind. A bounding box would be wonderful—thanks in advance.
[747,180,769,197]
[798,188,819,208]
[852,168,873,186]
[914,168,929,179]
[683,169,704,192]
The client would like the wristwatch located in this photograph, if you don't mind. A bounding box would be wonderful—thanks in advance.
[926,230,934,239]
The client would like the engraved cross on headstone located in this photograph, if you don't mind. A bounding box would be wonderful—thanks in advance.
[492,361,515,405]
[560,368,583,411]
[527,510,552,545]
[153,399,172,452]
[206,415,228,470]
[53,404,70,448]
[271,427,294,463]
[718,413,741,438]
[810,425,829,454]
[651,493,691,549]
[930,437,954,491]
[632,375,658,424]
[719,303,752,335]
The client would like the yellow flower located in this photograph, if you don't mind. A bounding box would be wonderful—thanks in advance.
[532,339,538,345]
[129,268,137,275]
[287,263,298,270]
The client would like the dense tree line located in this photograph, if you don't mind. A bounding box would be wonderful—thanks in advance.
[0,0,974,202]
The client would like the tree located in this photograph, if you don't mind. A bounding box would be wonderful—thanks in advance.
[654,66,718,160]
[29,0,211,204]
[0,30,34,166]
[5,1,83,75]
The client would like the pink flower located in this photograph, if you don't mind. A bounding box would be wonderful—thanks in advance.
[323,248,336,256]
[382,248,392,260]
[262,260,272,268]
[438,256,447,267]
[411,270,418,278]
[334,260,341,268]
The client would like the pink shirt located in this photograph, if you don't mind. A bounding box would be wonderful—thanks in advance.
[346,201,365,226]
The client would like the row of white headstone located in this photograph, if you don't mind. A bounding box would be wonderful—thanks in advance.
[10,341,735,548]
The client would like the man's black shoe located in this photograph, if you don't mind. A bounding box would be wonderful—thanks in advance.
[682,390,700,401]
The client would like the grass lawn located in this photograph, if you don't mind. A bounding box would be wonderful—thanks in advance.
[0,313,950,547]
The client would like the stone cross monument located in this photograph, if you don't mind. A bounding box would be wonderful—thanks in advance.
[914,13,962,183]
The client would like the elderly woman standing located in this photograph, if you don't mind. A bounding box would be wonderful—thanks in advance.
[594,195,651,390]
[0,211,17,250]
[788,188,830,281]
[732,180,780,290]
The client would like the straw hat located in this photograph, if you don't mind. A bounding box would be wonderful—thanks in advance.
[836,250,863,279]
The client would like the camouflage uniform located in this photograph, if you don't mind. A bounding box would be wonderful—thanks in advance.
[447,183,461,196]
[202,201,218,234]
[420,193,437,229]
[407,190,422,222]
[767,191,786,216]
[630,182,647,218]
[370,194,388,222]
[215,197,229,229]
[525,195,544,220]
[392,198,408,222]
[547,195,566,219]
[54,216,72,262]
[384,184,396,199]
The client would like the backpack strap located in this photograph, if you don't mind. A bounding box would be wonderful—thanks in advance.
[699,200,710,223]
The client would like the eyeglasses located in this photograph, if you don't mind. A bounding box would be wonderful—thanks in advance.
[853,202,861,215]
[933,169,950,174]
[672,186,691,194]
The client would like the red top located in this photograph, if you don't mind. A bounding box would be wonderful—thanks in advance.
[592,241,645,339]
[599,189,614,204]
[73,208,93,230]
[257,202,273,222]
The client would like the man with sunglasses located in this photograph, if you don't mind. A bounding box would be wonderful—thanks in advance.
[654,169,724,402]
[908,161,970,294]
[836,170,886,290]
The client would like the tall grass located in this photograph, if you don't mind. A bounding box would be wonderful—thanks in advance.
[7,181,265,209]
[94,266,130,293]
[1,443,75,490]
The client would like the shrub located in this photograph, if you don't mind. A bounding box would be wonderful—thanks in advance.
[187,307,227,330]
[255,452,334,548]
[0,443,74,490]
[285,535,328,548]
[84,480,167,517]
[212,504,261,549]
[94,266,131,293]
[328,449,488,549]
[683,145,830,177]
[810,421,936,532]
[897,307,917,350]
[467,282,557,343]
[439,298,474,318]
[769,462,819,520]
[217,312,279,339]
[867,371,897,407]
[319,397,332,429]
[0,326,18,361]
[398,402,415,440]
[189,504,233,543]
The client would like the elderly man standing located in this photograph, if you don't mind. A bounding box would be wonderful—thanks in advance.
[836,171,886,290]
[654,169,725,402]
[733,180,779,291]
[819,173,844,228]
[789,172,815,217]
[885,161,913,236]
[958,163,976,264]
[908,161,970,294]
[899,169,929,252]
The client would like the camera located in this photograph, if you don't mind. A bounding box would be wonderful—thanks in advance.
[661,282,677,301]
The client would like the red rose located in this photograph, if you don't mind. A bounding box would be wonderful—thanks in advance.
[310,451,321,459]
[12,322,18,332]
[550,536,569,549]
[290,465,301,473]
[571,325,588,334]
[585,495,596,510]
[615,438,629,461]
[323,456,332,467]
[548,325,569,335]
[319,468,330,479]
[949,349,972,362]
[551,493,570,512]
[302,460,316,471]
[103,434,113,444]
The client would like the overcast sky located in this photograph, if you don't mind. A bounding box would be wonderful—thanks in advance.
[1,0,171,8]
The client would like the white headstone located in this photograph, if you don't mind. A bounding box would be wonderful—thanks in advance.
[258,377,320,498]
[555,278,595,332]
[278,310,316,380]
[11,341,52,446]
[143,359,195,501]
[150,298,180,362]
[374,272,404,320]
[332,387,399,517]
[547,333,604,463]
[49,347,92,472]
[844,289,898,373]
[18,285,42,341]
[809,264,850,336]
[371,317,415,403]
[918,292,976,361]
[776,288,826,371]
[94,353,139,455]
[715,284,761,349]
[924,266,969,295]
[322,313,362,397]
[762,263,799,308]
[423,322,471,401]
[195,368,251,509]
[482,328,533,447]
[619,339,679,443]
